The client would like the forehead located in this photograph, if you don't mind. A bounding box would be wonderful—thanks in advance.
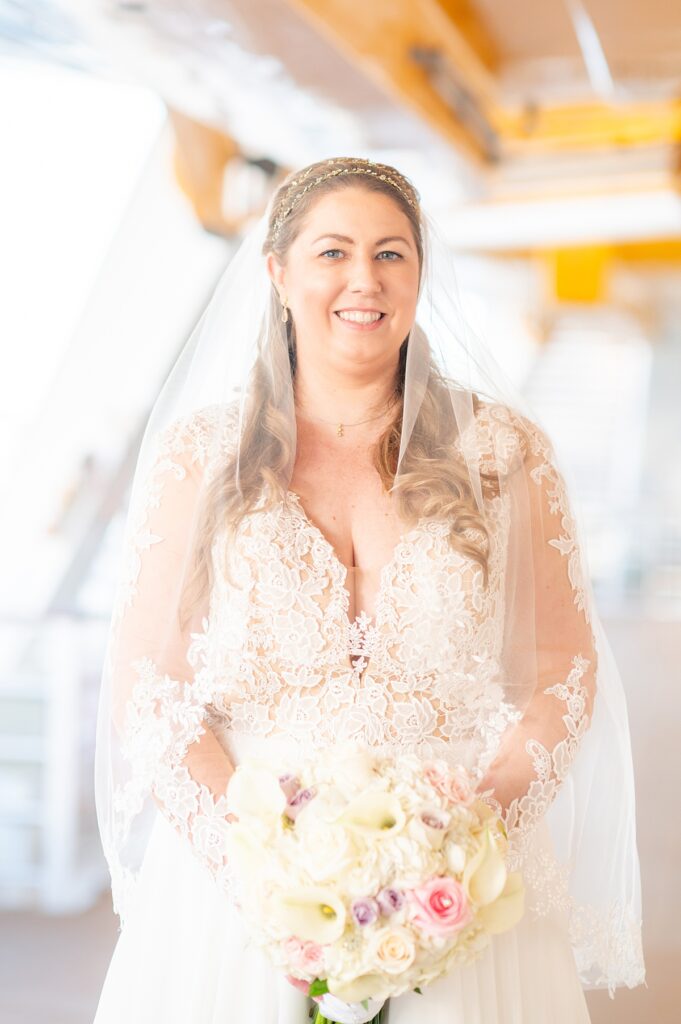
[298,187,413,241]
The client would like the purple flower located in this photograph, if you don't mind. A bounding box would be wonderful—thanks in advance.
[279,773,301,801]
[377,887,405,915]
[351,898,380,927]
[285,786,316,821]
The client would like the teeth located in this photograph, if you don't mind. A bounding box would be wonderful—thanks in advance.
[336,310,382,324]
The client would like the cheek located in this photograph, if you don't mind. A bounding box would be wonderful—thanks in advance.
[297,278,337,314]
[393,279,419,321]
[394,265,420,300]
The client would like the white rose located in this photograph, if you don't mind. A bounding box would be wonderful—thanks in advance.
[295,821,357,882]
[370,926,416,974]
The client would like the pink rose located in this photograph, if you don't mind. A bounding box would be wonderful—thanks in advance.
[409,876,472,936]
[282,936,325,974]
[423,760,473,806]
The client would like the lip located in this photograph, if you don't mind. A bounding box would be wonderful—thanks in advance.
[334,310,387,332]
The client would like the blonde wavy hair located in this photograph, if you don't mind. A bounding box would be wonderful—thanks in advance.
[183,158,506,627]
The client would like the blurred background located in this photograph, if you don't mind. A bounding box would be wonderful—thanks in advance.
[0,1,679,1021]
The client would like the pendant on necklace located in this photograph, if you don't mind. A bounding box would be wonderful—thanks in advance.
[337,423,344,438]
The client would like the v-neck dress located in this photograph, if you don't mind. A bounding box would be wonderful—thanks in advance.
[93,477,591,1023]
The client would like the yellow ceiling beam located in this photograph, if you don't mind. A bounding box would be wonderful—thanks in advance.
[613,239,681,262]
[286,0,501,165]
[495,99,681,153]
[429,0,498,78]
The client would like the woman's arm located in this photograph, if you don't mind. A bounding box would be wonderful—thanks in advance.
[476,418,598,840]
[109,413,238,894]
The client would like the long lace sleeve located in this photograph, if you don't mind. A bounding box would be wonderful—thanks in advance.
[103,409,237,916]
[475,416,598,845]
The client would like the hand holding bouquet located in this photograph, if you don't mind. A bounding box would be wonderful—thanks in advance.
[224,744,524,1024]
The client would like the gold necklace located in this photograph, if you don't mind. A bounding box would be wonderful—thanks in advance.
[296,397,397,437]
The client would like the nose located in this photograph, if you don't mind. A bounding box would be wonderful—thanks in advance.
[347,251,383,293]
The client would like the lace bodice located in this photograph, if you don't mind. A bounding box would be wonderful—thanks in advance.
[194,485,520,781]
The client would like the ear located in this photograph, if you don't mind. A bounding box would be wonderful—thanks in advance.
[266,251,286,296]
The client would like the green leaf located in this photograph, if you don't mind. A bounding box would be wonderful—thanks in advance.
[308,978,329,997]
[413,986,423,994]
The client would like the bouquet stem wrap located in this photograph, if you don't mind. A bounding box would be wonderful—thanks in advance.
[311,992,386,1023]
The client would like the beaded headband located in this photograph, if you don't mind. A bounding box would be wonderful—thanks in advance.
[271,158,420,244]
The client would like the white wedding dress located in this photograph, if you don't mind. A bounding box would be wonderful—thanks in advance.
[92,404,618,1022]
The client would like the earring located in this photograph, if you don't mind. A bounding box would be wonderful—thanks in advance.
[281,294,290,324]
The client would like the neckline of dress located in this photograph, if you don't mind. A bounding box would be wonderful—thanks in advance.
[284,488,425,634]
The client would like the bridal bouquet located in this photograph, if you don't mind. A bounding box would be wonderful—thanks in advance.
[224,743,524,1024]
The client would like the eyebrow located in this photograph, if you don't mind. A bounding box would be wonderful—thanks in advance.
[312,233,412,248]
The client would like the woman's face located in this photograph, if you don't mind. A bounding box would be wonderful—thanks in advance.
[267,187,420,382]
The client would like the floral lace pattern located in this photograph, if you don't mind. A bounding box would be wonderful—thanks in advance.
[525,430,592,625]
[103,400,644,991]
[203,486,519,774]
[485,653,593,855]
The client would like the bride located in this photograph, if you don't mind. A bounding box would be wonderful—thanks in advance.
[92,157,645,1022]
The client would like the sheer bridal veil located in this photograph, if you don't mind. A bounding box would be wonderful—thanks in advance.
[94,157,645,997]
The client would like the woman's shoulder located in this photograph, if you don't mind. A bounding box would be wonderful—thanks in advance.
[452,393,550,477]
[151,400,241,469]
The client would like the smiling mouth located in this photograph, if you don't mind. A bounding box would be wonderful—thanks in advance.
[334,311,386,321]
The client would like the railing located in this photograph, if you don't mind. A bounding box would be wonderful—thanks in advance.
[0,613,109,913]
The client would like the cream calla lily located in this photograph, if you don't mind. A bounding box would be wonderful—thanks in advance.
[476,871,525,934]
[338,790,405,837]
[326,971,393,1002]
[270,885,347,943]
[463,825,508,906]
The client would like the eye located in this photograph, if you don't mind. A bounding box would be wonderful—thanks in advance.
[320,249,403,260]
